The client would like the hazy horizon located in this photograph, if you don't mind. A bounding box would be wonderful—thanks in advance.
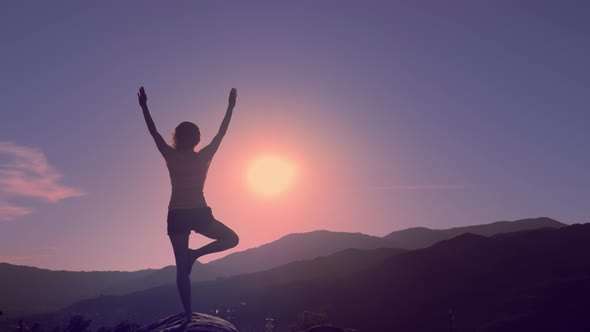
[1,1,589,271]
[1,215,568,273]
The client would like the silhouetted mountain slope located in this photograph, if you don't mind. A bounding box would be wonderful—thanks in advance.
[0,263,154,318]
[384,217,565,249]
[52,223,590,332]
[447,216,565,236]
[0,261,224,319]
[0,230,394,318]
[48,247,405,330]
[337,224,590,331]
[206,230,397,276]
[475,276,590,332]
[244,247,407,287]
[99,262,220,295]
[97,265,177,296]
[1,218,567,325]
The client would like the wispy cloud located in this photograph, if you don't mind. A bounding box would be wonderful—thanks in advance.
[0,202,32,221]
[372,184,466,191]
[0,141,85,221]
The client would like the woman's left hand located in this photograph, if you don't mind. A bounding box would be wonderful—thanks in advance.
[228,88,237,108]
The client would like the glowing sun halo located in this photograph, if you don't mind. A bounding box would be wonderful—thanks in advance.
[247,155,297,197]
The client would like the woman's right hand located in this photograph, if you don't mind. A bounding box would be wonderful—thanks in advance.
[137,86,148,108]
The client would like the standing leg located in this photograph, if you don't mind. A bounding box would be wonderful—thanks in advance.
[169,232,192,321]
[188,218,239,273]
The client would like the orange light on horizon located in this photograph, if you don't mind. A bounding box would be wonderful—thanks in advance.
[246,155,298,198]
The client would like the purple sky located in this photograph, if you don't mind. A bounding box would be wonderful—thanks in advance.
[1,1,589,271]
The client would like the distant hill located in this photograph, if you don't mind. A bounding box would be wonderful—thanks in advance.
[384,217,565,249]
[99,262,222,295]
[0,230,395,318]
[0,263,154,318]
[0,218,567,322]
[50,222,590,332]
[206,230,397,276]
[55,247,408,330]
[341,223,590,331]
[0,261,223,319]
[105,230,400,293]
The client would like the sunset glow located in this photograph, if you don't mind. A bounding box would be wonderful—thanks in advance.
[2,1,589,274]
[246,155,297,197]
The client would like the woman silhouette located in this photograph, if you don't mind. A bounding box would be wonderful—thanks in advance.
[137,87,239,321]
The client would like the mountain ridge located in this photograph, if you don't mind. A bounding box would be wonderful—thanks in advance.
[0,217,568,320]
[383,216,565,249]
[46,223,590,332]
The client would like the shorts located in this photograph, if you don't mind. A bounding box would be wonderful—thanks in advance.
[167,206,216,236]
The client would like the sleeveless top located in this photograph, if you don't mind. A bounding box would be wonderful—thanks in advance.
[163,149,213,209]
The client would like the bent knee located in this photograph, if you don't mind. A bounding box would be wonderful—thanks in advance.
[226,232,239,248]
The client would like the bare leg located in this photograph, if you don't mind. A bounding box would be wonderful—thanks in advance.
[188,218,239,274]
[169,233,192,321]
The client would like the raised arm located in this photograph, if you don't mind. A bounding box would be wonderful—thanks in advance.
[137,86,173,156]
[200,88,237,157]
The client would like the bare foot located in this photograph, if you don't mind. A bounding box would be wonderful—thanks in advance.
[173,319,189,332]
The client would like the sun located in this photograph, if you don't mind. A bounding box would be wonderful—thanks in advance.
[247,155,297,197]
